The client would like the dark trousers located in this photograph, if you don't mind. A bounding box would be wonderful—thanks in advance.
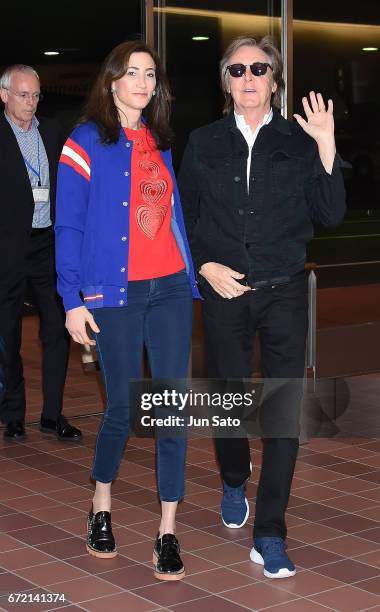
[90,270,193,500]
[201,273,308,540]
[0,227,69,424]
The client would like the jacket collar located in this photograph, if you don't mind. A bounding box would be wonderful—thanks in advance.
[216,107,291,137]
[4,110,39,134]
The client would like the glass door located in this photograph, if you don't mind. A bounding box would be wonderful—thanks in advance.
[153,1,282,164]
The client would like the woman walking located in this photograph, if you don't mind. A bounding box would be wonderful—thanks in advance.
[55,40,200,580]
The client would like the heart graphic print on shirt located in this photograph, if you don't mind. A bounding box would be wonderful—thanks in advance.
[137,178,168,240]
[138,159,160,179]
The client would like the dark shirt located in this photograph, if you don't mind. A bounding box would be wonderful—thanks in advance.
[178,109,347,282]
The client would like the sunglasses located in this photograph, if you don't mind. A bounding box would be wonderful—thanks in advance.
[226,62,273,78]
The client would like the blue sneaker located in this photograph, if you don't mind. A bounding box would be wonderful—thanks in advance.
[221,481,249,528]
[250,537,296,578]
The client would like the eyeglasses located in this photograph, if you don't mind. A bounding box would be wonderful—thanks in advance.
[225,62,273,78]
[3,88,43,102]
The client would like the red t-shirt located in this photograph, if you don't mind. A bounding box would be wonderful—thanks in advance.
[125,126,185,280]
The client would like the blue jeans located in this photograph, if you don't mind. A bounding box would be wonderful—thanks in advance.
[90,270,192,501]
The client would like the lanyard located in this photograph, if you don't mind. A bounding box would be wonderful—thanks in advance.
[23,133,41,186]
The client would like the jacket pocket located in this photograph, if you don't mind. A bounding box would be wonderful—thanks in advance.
[198,155,231,199]
[271,151,303,197]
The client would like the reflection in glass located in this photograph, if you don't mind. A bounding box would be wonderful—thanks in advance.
[1,1,143,132]
[154,1,281,164]
[294,1,380,263]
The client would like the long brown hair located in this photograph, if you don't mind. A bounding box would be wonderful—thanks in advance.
[220,35,285,114]
[81,40,173,150]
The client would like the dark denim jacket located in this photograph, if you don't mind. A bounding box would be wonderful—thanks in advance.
[178,109,347,281]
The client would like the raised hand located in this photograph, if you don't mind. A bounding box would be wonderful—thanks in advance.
[293,91,336,174]
[293,91,334,145]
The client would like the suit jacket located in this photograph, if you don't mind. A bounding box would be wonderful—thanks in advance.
[0,113,63,281]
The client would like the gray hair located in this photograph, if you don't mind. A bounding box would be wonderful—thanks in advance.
[0,64,40,90]
[220,35,285,114]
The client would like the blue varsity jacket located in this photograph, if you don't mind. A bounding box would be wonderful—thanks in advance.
[55,121,201,311]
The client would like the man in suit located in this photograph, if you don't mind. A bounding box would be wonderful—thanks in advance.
[0,64,81,440]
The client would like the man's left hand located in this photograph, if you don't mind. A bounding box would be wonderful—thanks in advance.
[293,91,336,174]
[293,91,334,142]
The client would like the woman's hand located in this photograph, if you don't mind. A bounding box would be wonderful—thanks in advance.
[199,262,251,299]
[65,306,100,345]
[293,91,336,174]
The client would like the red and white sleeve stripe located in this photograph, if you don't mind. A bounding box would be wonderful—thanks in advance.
[60,138,91,181]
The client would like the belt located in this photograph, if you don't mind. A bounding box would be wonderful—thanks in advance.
[249,276,290,291]
[31,226,53,236]
[242,270,305,291]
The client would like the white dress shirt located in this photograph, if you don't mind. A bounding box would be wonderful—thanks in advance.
[234,109,273,193]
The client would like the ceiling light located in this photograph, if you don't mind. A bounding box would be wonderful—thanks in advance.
[192,36,210,41]
[44,51,60,56]
[362,47,378,52]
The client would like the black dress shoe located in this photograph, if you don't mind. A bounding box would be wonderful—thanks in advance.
[86,508,117,558]
[153,533,185,580]
[4,420,25,439]
[40,415,82,441]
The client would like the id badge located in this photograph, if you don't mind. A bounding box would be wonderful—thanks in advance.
[32,187,49,203]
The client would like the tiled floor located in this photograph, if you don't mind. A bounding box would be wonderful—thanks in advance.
[1,426,380,612]
[0,315,379,611]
